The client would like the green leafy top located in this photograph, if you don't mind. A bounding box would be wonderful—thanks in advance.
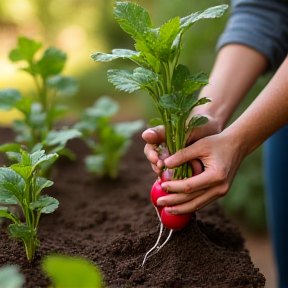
[91,2,228,179]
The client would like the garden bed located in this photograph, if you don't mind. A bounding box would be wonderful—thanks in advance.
[0,126,265,288]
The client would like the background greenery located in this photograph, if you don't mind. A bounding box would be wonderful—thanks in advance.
[0,0,270,232]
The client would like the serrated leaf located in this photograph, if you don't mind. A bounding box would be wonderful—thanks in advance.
[154,17,181,61]
[9,37,42,62]
[149,118,163,127]
[42,255,102,288]
[35,47,67,79]
[180,5,228,33]
[44,129,81,147]
[0,143,21,153]
[91,49,140,62]
[107,67,158,93]
[46,75,78,96]
[30,195,59,214]
[0,88,22,111]
[0,167,25,202]
[114,1,153,43]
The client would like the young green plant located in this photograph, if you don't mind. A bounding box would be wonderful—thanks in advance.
[75,96,144,179]
[91,1,228,264]
[0,149,59,261]
[0,37,81,165]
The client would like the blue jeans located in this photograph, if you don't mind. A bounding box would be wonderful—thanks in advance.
[264,124,288,288]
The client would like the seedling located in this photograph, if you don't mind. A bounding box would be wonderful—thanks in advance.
[0,149,59,261]
[0,37,81,168]
[91,1,228,265]
[75,96,144,179]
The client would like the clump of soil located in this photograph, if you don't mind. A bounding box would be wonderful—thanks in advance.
[0,126,265,288]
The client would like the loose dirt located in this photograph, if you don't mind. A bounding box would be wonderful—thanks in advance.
[0,127,265,287]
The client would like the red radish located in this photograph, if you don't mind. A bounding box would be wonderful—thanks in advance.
[150,179,167,207]
[161,209,192,230]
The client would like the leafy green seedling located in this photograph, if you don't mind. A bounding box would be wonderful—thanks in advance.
[0,265,25,288]
[91,1,228,263]
[42,255,103,288]
[0,149,59,261]
[91,1,228,180]
[0,37,81,164]
[75,96,144,179]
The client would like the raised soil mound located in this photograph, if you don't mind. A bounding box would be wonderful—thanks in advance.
[0,127,265,287]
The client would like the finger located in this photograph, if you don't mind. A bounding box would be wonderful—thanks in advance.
[142,125,166,144]
[157,189,204,207]
[164,140,204,168]
[161,168,218,193]
[151,163,162,175]
[164,188,221,214]
[190,159,204,176]
[144,143,159,164]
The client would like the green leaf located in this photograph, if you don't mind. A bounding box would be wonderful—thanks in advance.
[9,37,42,62]
[5,152,22,163]
[30,195,59,214]
[85,96,119,119]
[154,17,181,61]
[35,177,54,195]
[85,155,105,175]
[172,66,208,95]
[107,67,158,93]
[46,75,79,96]
[42,255,103,288]
[180,5,228,33]
[35,47,67,79]
[0,167,25,202]
[114,1,153,43]
[0,143,21,153]
[0,207,19,223]
[149,118,163,127]
[44,129,81,147]
[91,49,140,62]
[0,265,25,288]
[0,88,22,111]
[114,120,144,138]
[14,96,32,115]
[0,190,18,205]
[8,223,35,242]
[186,115,209,132]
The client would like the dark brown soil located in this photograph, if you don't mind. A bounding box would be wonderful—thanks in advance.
[0,126,265,288]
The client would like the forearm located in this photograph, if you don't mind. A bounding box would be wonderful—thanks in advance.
[194,44,268,130]
[224,56,288,157]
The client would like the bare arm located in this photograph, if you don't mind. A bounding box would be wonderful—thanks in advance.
[193,43,268,131]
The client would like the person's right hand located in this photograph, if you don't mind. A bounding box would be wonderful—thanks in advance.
[142,114,222,175]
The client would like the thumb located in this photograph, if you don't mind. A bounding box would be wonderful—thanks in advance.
[142,125,166,144]
[164,140,203,168]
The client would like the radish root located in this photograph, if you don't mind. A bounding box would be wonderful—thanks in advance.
[141,207,173,268]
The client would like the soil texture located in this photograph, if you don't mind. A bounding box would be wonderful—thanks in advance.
[0,126,265,288]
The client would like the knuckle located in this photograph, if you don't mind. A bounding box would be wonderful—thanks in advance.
[218,182,230,196]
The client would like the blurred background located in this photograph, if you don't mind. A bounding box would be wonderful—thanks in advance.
[0,0,275,286]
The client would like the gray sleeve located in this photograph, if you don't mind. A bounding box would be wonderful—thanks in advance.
[217,0,288,71]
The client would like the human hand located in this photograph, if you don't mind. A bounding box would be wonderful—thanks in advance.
[142,115,221,175]
[157,130,245,214]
